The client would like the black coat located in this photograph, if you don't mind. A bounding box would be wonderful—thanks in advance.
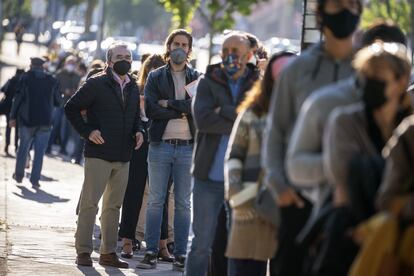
[0,72,24,115]
[191,63,259,180]
[144,63,201,142]
[65,68,143,162]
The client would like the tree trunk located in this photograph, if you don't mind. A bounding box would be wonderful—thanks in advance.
[84,0,96,33]
[208,31,214,64]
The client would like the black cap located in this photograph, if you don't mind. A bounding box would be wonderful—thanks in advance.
[30,57,46,67]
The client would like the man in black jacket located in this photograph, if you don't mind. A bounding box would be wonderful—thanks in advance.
[9,58,60,188]
[65,42,144,269]
[185,33,259,276]
[137,29,201,272]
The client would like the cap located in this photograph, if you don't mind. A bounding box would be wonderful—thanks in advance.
[30,57,46,67]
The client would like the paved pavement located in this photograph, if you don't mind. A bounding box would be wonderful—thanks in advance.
[0,39,183,276]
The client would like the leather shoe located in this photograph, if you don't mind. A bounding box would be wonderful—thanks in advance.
[76,253,92,266]
[99,252,128,268]
[158,247,174,262]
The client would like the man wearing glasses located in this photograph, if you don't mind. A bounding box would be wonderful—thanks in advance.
[65,42,144,268]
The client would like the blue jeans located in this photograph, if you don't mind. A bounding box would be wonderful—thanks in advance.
[186,178,225,276]
[15,126,51,184]
[47,107,70,153]
[145,142,193,256]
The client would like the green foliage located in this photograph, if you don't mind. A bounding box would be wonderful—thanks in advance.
[200,0,268,34]
[361,0,412,34]
[159,0,200,30]
[61,0,85,9]
[3,0,32,22]
[105,0,171,35]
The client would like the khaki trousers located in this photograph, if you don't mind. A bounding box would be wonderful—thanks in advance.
[75,157,129,254]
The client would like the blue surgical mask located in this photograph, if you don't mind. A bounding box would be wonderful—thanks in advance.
[222,53,241,77]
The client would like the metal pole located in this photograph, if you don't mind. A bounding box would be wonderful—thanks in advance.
[0,0,3,53]
[95,0,105,59]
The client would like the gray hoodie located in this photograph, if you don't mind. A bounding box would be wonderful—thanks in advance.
[262,42,354,201]
[285,76,360,203]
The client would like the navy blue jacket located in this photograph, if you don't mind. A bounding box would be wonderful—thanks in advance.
[9,69,61,127]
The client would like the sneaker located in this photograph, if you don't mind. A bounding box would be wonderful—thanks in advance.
[172,255,186,272]
[136,251,157,269]
[31,182,40,189]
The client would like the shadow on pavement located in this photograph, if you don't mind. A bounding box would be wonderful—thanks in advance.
[77,266,102,275]
[13,185,70,203]
[26,172,58,182]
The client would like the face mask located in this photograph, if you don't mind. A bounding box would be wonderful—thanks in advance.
[222,53,242,77]
[170,48,187,65]
[66,64,75,72]
[362,77,387,110]
[113,60,131,75]
[248,54,257,66]
[322,9,360,39]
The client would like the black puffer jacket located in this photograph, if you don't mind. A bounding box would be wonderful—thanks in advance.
[65,68,143,162]
[144,63,201,142]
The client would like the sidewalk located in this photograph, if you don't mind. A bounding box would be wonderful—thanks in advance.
[0,33,47,68]
[0,38,185,275]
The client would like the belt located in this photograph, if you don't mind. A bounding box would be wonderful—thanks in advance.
[163,139,193,146]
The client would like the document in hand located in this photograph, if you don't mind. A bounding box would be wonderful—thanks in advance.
[184,78,200,98]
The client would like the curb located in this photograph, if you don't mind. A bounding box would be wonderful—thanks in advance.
[0,152,9,275]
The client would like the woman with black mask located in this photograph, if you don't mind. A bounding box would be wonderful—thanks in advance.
[322,42,412,275]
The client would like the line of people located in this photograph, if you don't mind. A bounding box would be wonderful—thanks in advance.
[3,0,414,274]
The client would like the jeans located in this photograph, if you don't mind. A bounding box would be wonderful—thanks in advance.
[5,112,19,151]
[145,142,193,256]
[208,204,229,276]
[228,259,267,276]
[186,178,225,276]
[15,126,51,184]
[47,107,70,153]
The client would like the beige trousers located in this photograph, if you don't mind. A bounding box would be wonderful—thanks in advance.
[75,157,129,254]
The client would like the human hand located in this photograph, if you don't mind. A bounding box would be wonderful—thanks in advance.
[158,100,168,108]
[89,130,105,144]
[276,188,305,208]
[9,119,16,128]
[135,132,144,150]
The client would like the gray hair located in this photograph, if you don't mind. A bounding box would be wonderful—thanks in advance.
[106,41,131,62]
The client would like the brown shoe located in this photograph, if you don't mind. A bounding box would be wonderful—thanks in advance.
[76,253,92,266]
[99,252,129,268]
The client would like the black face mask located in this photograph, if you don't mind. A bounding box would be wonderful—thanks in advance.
[322,9,360,39]
[362,77,387,110]
[113,60,131,75]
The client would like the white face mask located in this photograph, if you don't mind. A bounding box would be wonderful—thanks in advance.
[248,54,257,65]
[66,64,75,72]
